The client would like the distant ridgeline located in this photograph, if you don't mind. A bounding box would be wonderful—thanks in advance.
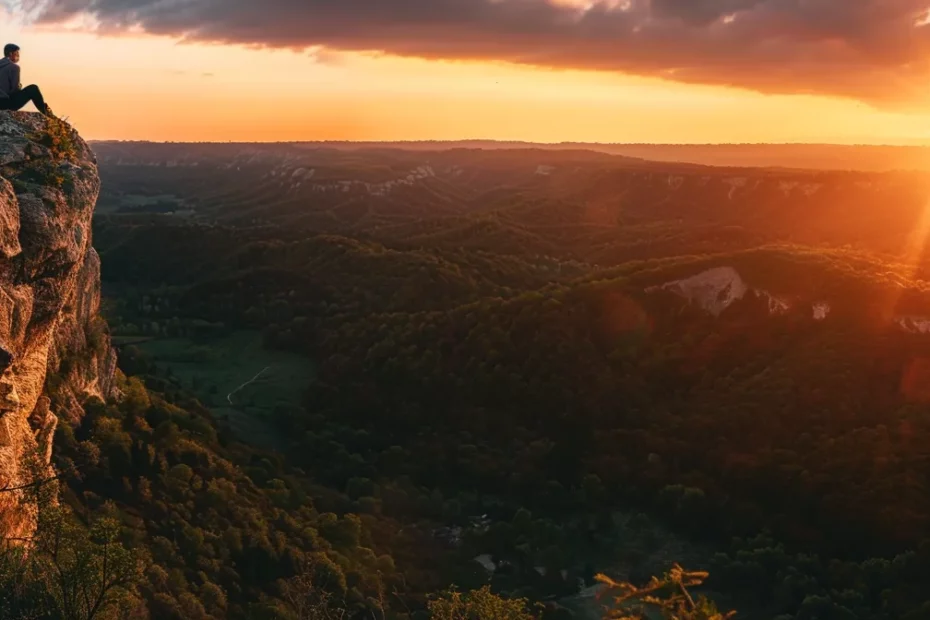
[91,140,930,271]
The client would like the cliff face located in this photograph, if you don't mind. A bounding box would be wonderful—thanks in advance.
[0,111,116,539]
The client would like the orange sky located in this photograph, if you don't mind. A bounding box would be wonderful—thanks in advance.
[7,11,930,144]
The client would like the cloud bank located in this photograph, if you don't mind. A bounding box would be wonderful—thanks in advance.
[10,0,930,106]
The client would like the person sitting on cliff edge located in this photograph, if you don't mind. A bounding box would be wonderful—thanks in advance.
[0,44,54,117]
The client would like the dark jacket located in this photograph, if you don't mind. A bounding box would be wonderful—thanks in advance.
[0,58,21,99]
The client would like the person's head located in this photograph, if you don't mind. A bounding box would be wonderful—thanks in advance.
[3,44,19,63]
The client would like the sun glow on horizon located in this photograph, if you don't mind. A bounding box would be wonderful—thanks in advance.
[4,12,930,144]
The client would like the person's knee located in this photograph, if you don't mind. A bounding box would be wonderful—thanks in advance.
[23,85,40,95]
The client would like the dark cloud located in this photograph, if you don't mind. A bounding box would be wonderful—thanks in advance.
[12,0,930,106]
[649,0,762,25]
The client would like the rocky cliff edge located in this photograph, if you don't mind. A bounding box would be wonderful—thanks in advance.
[0,111,117,540]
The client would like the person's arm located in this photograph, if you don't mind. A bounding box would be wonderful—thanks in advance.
[11,65,20,92]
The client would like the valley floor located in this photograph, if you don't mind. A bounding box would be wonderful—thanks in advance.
[126,330,313,451]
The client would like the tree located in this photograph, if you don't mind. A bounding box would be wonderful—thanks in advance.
[280,554,349,620]
[33,507,143,620]
[596,564,736,620]
[0,505,143,620]
[428,585,536,620]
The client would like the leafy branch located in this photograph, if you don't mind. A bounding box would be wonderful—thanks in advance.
[596,564,736,620]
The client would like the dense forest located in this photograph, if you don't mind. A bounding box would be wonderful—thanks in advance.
[14,144,930,619]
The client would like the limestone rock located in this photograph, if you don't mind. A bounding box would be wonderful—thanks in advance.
[651,266,749,316]
[0,111,116,541]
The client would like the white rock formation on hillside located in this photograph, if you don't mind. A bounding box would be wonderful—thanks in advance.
[897,316,930,334]
[813,303,831,320]
[653,266,749,316]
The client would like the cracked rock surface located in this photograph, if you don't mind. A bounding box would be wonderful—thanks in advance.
[0,111,116,540]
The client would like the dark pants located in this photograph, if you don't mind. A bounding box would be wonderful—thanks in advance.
[0,85,49,114]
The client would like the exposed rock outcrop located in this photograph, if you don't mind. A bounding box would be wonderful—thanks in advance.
[813,302,831,321]
[0,111,116,540]
[648,266,925,329]
[648,266,750,316]
[896,315,930,334]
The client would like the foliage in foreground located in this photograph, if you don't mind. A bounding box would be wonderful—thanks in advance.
[596,565,735,620]
[0,504,143,620]
[424,566,737,620]
[428,585,538,620]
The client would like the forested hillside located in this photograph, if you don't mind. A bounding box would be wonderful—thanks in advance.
[55,144,930,619]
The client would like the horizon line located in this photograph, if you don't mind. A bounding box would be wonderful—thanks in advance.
[85,138,930,148]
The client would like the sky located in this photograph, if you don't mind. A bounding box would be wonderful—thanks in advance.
[4,0,930,143]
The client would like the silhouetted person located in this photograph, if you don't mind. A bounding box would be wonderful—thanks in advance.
[0,44,53,116]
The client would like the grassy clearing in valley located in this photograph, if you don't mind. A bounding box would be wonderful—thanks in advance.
[136,330,314,450]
